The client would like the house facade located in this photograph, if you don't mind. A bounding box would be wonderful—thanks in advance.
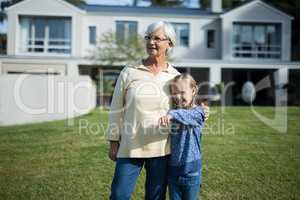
[1,0,300,106]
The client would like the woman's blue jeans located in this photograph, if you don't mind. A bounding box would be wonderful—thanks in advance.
[109,156,169,200]
[168,171,201,200]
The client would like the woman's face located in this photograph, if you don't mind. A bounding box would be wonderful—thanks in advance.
[145,27,171,58]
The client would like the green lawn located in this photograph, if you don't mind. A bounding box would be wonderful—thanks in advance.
[0,107,299,200]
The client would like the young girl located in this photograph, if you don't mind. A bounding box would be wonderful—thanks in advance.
[159,73,206,200]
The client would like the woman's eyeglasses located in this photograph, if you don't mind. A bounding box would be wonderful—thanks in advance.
[144,35,169,43]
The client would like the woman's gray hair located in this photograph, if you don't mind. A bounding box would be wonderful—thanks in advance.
[145,21,176,55]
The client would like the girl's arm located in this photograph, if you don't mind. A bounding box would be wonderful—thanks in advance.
[168,107,205,126]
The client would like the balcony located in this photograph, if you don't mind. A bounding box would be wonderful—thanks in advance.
[233,44,281,59]
[25,38,71,54]
[232,22,281,60]
[19,16,72,56]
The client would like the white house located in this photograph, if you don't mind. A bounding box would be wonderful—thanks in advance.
[1,0,300,107]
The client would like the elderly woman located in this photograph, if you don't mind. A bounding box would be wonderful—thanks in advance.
[106,21,206,200]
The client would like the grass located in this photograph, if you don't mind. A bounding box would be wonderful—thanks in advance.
[0,107,300,200]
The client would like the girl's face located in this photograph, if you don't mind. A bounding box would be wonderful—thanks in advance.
[171,80,196,108]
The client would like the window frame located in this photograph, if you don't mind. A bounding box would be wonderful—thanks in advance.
[115,20,138,44]
[207,29,216,49]
[170,22,190,47]
[19,16,72,55]
[232,22,282,59]
[89,26,97,45]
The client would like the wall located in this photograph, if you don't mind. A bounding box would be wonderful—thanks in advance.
[0,57,82,77]
[5,0,293,64]
[81,14,221,60]
[6,0,84,58]
[0,74,96,126]
[221,1,292,61]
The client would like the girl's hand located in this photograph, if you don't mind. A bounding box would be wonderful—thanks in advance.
[159,115,172,127]
[201,103,210,121]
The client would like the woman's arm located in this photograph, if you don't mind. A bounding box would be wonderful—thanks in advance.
[106,68,128,161]
[109,141,119,161]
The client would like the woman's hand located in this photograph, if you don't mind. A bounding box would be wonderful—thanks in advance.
[201,103,210,121]
[109,141,119,161]
[159,115,172,127]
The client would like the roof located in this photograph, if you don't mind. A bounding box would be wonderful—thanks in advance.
[77,1,293,20]
[5,0,85,14]
[221,0,294,20]
[78,4,218,16]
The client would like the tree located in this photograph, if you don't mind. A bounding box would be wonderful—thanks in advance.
[89,31,147,66]
[65,0,85,5]
[89,31,147,107]
[264,0,300,60]
[199,0,248,9]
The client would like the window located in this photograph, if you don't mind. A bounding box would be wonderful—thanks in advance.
[232,23,281,59]
[7,71,60,75]
[116,21,137,44]
[207,30,215,48]
[19,16,71,54]
[89,26,96,44]
[171,23,189,47]
[0,19,7,54]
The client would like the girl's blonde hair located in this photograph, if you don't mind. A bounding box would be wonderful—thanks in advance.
[170,73,208,108]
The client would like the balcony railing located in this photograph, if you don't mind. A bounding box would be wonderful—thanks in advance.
[232,44,281,59]
[23,38,71,54]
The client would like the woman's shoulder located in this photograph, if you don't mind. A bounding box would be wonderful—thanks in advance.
[121,61,180,77]
[118,61,138,74]
[124,60,144,69]
[167,63,181,76]
[120,61,144,74]
[117,61,147,83]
